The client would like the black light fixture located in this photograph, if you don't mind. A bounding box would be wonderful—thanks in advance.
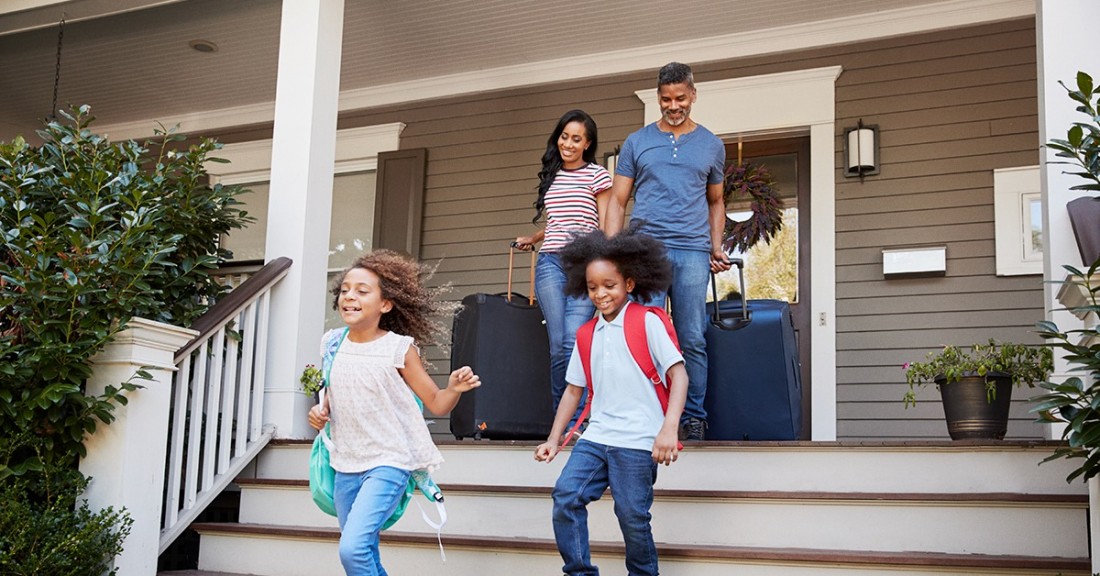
[843,118,879,180]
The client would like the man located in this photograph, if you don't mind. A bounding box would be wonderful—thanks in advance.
[605,62,730,441]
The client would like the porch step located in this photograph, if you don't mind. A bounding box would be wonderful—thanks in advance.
[235,478,1089,557]
[191,522,1091,576]
[159,571,256,576]
[252,439,1087,493]
[193,441,1091,576]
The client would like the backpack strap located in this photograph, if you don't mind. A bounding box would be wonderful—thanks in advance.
[316,328,349,451]
[623,304,683,451]
[559,317,598,448]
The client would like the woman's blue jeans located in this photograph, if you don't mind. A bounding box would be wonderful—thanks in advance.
[551,439,659,576]
[535,252,594,424]
[639,247,710,423]
[334,466,410,576]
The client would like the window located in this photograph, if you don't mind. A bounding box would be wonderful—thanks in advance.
[994,166,1043,276]
[207,123,403,329]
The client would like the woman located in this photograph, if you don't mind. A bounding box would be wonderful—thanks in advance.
[514,109,612,426]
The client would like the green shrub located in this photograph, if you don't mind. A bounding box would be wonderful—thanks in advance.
[0,458,132,576]
[0,106,251,478]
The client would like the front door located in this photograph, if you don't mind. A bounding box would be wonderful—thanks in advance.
[719,136,812,438]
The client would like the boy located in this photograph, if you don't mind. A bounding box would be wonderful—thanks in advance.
[535,227,688,576]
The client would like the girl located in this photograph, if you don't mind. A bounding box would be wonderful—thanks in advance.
[534,227,686,576]
[308,250,480,576]
[514,109,612,424]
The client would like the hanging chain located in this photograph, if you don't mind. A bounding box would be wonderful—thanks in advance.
[49,16,65,120]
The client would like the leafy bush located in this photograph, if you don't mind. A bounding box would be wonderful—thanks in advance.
[0,106,251,479]
[1031,258,1100,482]
[0,459,132,576]
[1028,70,1100,482]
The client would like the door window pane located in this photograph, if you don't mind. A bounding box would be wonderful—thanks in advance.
[716,153,799,303]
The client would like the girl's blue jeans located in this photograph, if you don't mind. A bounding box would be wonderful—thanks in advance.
[551,439,659,576]
[334,466,410,576]
[535,252,594,424]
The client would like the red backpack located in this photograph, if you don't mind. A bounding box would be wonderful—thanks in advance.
[559,303,683,450]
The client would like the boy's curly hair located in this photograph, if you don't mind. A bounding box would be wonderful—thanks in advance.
[331,249,455,352]
[559,223,672,301]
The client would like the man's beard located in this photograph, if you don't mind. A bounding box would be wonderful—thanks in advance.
[663,109,689,126]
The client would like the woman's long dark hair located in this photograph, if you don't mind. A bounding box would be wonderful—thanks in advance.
[532,109,599,223]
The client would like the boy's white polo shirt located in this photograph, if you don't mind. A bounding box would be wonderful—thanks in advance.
[565,301,684,452]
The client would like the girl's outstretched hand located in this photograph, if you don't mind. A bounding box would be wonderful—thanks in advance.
[448,365,481,393]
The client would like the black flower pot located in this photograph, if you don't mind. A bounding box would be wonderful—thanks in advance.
[937,373,1013,440]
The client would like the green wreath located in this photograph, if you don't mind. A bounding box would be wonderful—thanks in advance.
[722,160,785,253]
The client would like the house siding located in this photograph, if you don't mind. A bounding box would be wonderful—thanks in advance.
[217,18,1042,441]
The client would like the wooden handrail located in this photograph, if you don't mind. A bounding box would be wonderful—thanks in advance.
[175,257,292,364]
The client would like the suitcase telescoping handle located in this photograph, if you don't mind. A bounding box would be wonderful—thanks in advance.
[710,258,751,331]
[507,242,536,306]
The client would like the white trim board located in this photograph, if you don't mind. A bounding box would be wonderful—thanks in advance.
[636,67,841,440]
[96,0,1032,140]
[206,123,405,185]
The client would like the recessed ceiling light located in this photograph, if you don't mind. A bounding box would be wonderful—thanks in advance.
[189,39,218,53]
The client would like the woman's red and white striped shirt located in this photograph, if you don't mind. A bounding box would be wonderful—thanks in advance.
[540,163,612,253]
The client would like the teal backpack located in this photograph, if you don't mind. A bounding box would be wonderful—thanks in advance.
[308,328,447,548]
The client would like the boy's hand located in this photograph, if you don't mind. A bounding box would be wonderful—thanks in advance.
[534,441,560,463]
[651,428,680,466]
[447,366,481,392]
[308,394,329,431]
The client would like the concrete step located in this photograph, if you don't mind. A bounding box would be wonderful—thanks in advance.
[250,439,1088,494]
[235,478,1089,557]
[191,523,1091,576]
[207,440,1091,576]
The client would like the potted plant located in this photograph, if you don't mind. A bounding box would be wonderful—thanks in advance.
[904,339,1053,440]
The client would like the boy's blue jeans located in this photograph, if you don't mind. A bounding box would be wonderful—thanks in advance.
[640,246,710,423]
[552,439,659,576]
[334,466,410,576]
[535,252,594,423]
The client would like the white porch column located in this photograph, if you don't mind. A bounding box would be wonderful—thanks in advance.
[1036,1,1100,570]
[263,0,345,439]
[79,318,196,576]
[1037,1,1100,415]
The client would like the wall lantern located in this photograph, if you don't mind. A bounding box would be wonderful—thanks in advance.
[843,119,879,180]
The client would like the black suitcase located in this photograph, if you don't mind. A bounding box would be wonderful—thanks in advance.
[449,246,554,440]
[703,260,802,441]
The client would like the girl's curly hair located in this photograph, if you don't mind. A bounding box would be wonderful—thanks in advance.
[559,223,671,301]
[331,250,455,351]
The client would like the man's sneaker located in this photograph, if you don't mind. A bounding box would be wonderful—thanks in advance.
[680,417,706,441]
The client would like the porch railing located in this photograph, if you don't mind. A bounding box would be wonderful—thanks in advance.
[159,257,292,552]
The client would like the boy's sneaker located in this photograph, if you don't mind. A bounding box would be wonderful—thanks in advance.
[680,418,706,441]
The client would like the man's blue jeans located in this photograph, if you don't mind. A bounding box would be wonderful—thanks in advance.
[334,466,410,576]
[535,252,594,424]
[640,246,710,423]
[552,439,659,576]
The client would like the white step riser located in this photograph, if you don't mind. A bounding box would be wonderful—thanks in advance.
[197,532,1089,576]
[251,444,1087,495]
[238,485,1088,557]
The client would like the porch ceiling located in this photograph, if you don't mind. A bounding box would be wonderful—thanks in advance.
[0,0,1009,140]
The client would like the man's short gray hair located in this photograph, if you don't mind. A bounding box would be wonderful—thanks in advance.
[658,62,694,88]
